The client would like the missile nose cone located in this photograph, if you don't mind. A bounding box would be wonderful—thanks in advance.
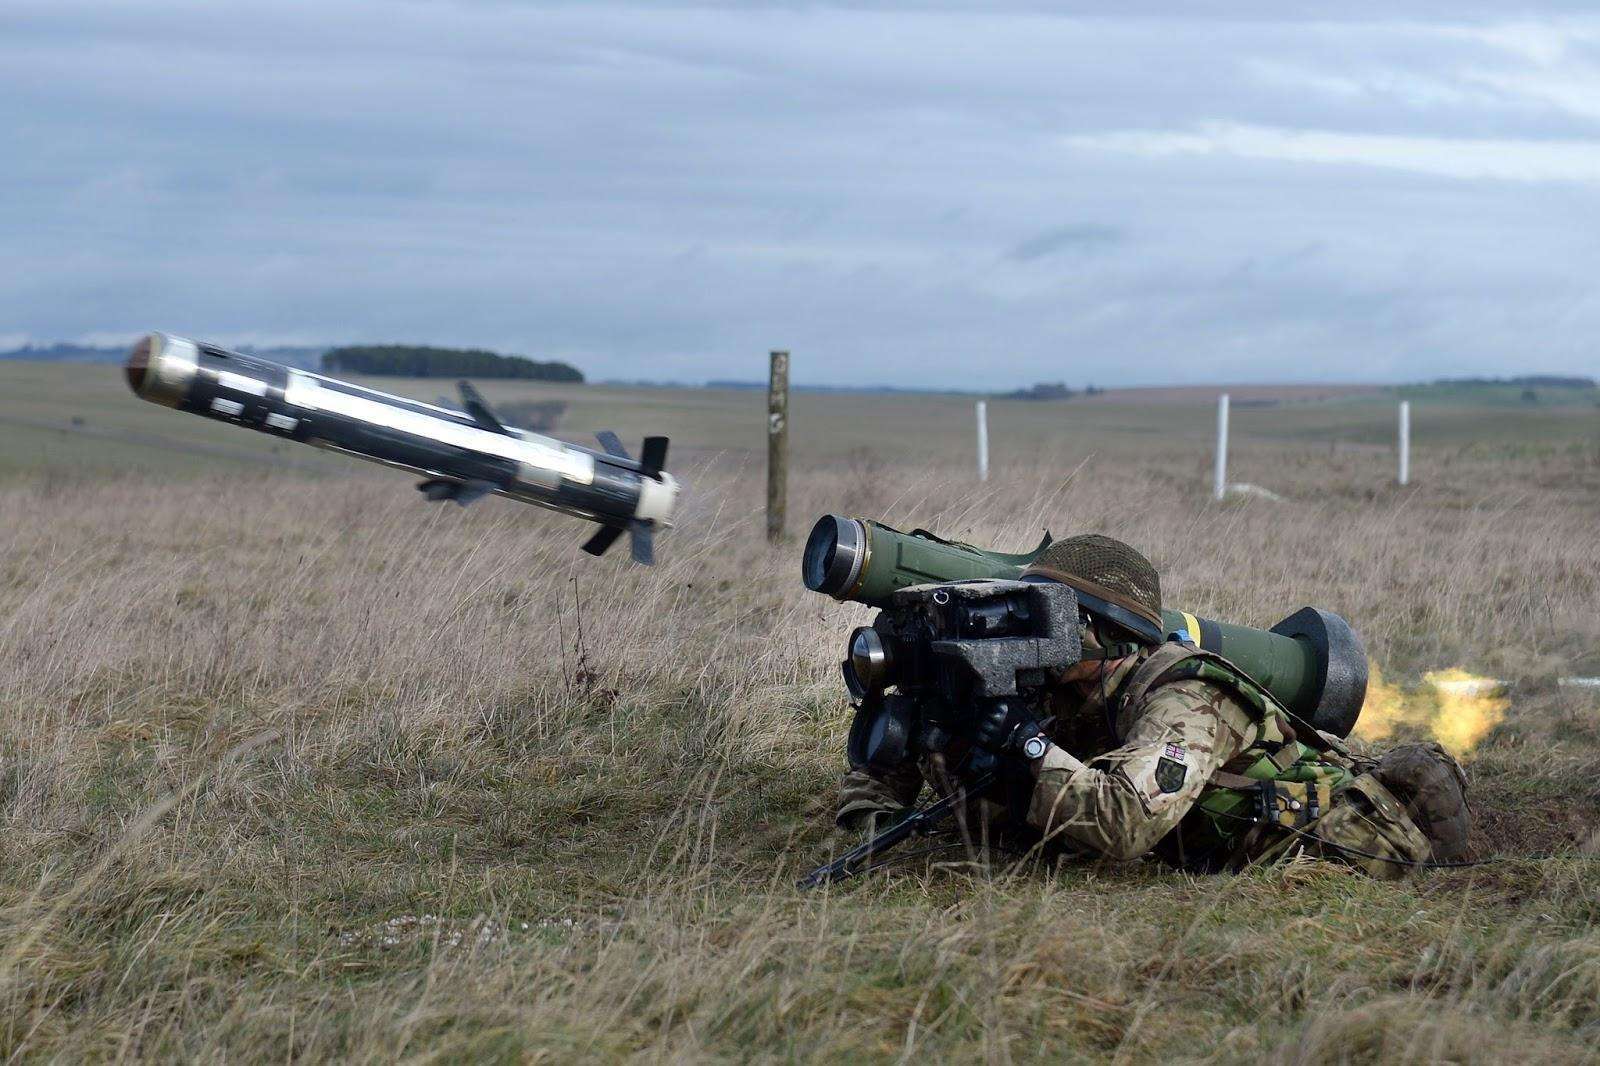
[124,332,198,408]
[125,334,153,394]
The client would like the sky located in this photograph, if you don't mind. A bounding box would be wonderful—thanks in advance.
[3,2,1598,388]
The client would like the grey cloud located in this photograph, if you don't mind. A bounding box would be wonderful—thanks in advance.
[1007,225,1124,262]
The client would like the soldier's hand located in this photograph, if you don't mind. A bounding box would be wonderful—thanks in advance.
[971,703,1044,757]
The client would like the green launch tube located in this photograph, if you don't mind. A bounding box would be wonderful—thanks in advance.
[801,515,1054,609]
[802,515,1367,737]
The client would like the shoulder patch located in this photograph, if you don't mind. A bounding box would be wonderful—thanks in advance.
[1155,755,1188,794]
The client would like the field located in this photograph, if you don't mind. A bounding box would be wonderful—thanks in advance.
[2,361,1599,1062]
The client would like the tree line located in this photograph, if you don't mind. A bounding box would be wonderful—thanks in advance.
[1003,382,1105,401]
[1433,375,1594,389]
[323,345,584,382]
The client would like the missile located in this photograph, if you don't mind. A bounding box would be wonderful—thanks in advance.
[124,332,677,563]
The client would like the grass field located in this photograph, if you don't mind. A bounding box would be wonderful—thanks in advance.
[2,361,1599,1062]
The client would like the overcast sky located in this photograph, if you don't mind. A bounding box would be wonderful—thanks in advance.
[3,2,1598,387]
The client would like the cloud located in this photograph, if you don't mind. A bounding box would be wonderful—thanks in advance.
[1006,224,1124,262]
[1064,123,1600,183]
[0,1,1598,386]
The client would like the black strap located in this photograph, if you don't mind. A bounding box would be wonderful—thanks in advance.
[1071,587,1164,646]
[1078,642,1142,662]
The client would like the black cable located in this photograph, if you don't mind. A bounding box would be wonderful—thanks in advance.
[1099,653,1121,747]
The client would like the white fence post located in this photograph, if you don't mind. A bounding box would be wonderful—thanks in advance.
[1213,393,1230,500]
[976,400,989,482]
[1398,400,1411,486]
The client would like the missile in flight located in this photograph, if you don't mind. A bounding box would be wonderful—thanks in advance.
[125,332,678,563]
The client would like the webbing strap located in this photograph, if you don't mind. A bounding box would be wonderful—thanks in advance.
[1206,772,1330,831]
[1122,647,1298,756]
[1265,744,1302,774]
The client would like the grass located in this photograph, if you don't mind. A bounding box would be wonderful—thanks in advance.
[1,361,1599,1061]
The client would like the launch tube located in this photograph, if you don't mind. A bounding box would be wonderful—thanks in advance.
[802,514,1054,608]
[125,332,677,562]
[802,514,1368,737]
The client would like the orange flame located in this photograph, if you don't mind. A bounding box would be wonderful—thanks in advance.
[1354,663,1507,757]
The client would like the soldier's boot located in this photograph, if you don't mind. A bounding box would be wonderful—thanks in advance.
[836,762,925,833]
[1372,742,1473,862]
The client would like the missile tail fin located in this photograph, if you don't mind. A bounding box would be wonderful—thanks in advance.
[639,436,669,479]
[580,520,656,566]
[581,524,626,557]
[629,521,655,566]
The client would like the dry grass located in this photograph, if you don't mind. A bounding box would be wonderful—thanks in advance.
[2,438,1599,1062]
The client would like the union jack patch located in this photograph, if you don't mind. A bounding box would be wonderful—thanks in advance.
[1163,742,1187,764]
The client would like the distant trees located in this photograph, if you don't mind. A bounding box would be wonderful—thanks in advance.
[1004,382,1104,401]
[324,345,583,382]
[1433,375,1595,389]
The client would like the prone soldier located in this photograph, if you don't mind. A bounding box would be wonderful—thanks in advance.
[835,535,1472,877]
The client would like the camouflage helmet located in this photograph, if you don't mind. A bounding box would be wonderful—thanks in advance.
[1022,534,1163,643]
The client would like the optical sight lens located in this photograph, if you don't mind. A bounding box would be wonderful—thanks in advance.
[847,626,893,693]
[802,515,866,596]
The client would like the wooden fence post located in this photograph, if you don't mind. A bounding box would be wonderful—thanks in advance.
[767,351,789,543]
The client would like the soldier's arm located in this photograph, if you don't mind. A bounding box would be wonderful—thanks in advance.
[1026,679,1258,861]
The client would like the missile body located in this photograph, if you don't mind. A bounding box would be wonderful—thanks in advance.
[125,332,676,562]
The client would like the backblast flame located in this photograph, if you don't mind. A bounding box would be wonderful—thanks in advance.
[1353,664,1507,757]
[1354,662,1408,744]
[1423,668,1510,756]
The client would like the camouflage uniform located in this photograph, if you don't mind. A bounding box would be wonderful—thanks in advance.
[838,643,1463,878]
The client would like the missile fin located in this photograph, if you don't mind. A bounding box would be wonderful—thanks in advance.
[457,381,512,436]
[595,430,631,460]
[581,524,626,557]
[452,479,497,505]
[416,477,497,506]
[639,436,669,479]
[628,521,655,566]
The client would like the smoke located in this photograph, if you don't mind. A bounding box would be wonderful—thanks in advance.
[1354,663,1509,757]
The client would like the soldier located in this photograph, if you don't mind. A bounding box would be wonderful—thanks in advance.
[836,535,1473,877]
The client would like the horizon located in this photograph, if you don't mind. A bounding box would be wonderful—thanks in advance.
[3,336,1593,395]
